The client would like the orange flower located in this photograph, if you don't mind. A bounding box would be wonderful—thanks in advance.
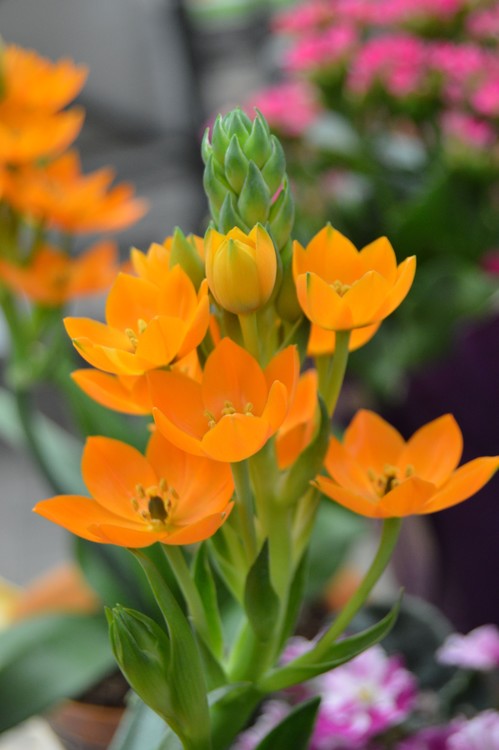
[0,109,84,165]
[307,322,380,357]
[34,431,234,547]
[5,151,147,233]
[131,233,204,289]
[65,266,209,376]
[71,350,201,415]
[276,369,318,469]
[2,45,87,114]
[315,410,499,518]
[149,338,299,463]
[293,225,416,331]
[0,240,118,306]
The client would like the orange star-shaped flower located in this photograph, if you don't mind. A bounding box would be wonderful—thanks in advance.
[149,338,299,463]
[0,240,118,306]
[293,225,416,331]
[65,266,209,376]
[34,431,234,547]
[315,410,499,518]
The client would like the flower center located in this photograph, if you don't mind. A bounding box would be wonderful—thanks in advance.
[332,279,352,297]
[125,318,148,351]
[131,479,177,527]
[368,464,414,497]
[204,401,254,428]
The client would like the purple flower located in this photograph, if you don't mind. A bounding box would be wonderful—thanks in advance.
[436,624,499,671]
[396,722,463,750]
[448,710,499,749]
[310,645,417,749]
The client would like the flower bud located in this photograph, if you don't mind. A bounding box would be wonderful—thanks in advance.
[168,227,205,290]
[205,224,277,314]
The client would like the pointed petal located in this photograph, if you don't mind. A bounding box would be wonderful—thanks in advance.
[135,316,187,367]
[379,477,436,517]
[344,410,405,473]
[376,256,416,318]
[324,435,375,496]
[91,524,168,548]
[261,380,290,433]
[202,338,267,416]
[344,271,390,328]
[314,477,381,517]
[399,414,463,486]
[307,322,380,356]
[359,237,397,282]
[296,272,352,330]
[64,317,130,350]
[71,370,151,415]
[201,414,270,462]
[149,370,207,455]
[163,505,234,545]
[105,273,160,331]
[265,345,299,404]
[423,457,499,514]
[33,495,129,542]
[82,437,157,521]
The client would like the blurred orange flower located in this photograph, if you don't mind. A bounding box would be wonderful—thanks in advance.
[316,410,499,518]
[0,109,84,166]
[5,151,147,233]
[34,431,234,547]
[276,368,318,469]
[0,240,118,306]
[293,226,415,332]
[65,266,209,376]
[149,338,299,463]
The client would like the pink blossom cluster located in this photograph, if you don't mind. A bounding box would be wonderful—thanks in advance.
[436,624,499,671]
[398,711,499,749]
[232,640,417,750]
[246,80,322,137]
[284,24,358,73]
[466,5,499,42]
[441,111,496,151]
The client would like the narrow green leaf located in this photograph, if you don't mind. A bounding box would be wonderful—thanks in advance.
[254,697,321,750]
[244,541,279,642]
[278,550,309,652]
[108,693,175,750]
[193,543,223,659]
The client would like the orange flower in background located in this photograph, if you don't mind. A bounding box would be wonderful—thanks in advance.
[1,44,87,114]
[34,431,234,547]
[0,240,118,306]
[307,322,381,357]
[276,368,318,469]
[205,225,277,314]
[315,410,499,518]
[65,266,209,376]
[5,150,147,233]
[149,338,299,463]
[293,225,416,331]
[0,109,84,166]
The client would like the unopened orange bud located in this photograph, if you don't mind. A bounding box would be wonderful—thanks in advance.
[205,224,277,314]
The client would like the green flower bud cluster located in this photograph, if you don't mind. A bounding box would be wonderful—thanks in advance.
[202,109,294,253]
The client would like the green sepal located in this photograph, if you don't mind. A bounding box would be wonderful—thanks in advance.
[225,109,252,143]
[238,160,271,227]
[201,127,212,165]
[244,540,279,642]
[269,178,295,252]
[280,397,330,507]
[169,227,205,289]
[225,134,249,193]
[211,114,230,165]
[193,543,224,659]
[259,598,401,692]
[204,153,233,222]
[254,697,321,750]
[262,135,286,196]
[245,114,272,169]
[107,606,175,728]
[218,193,249,234]
[131,551,211,750]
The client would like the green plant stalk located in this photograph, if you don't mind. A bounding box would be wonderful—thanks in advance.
[238,311,261,362]
[311,517,402,661]
[209,685,263,750]
[322,330,351,418]
[231,460,258,563]
[161,545,212,650]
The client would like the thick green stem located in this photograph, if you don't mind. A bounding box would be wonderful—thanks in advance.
[161,545,212,649]
[231,460,258,563]
[312,517,402,661]
[322,330,351,418]
[238,312,261,362]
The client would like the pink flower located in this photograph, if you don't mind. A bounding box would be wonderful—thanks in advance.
[395,722,464,749]
[310,645,417,749]
[472,78,499,118]
[246,81,322,137]
[467,7,499,42]
[441,111,496,151]
[231,700,290,750]
[272,1,334,35]
[284,25,358,73]
[448,711,499,750]
[436,624,499,671]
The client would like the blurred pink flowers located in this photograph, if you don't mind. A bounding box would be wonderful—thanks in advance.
[436,624,499,671]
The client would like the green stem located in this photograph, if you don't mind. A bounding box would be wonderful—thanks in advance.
[231,460,258,563]
[238,312,261,362]
[322,330,351,418]
[161,545,212,649]
[312,517,402,661]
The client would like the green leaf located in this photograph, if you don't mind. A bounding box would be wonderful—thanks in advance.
[244,541,279,642]
[193,543,223,659]
[108,693,176,750]
[0,613,115,732]
[260,599,400,692]
[278,550,309,652]
[254,697,321,750]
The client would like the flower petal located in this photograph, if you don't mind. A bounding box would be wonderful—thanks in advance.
[423,457,499,514]
[296,272,352,330]
[376,256,416,319]
[201,414,270,462]
[379,477,436,517]
[307,322,381,356]
[399,414,463,486]
[105,273,160,331]
[315,477,380,517]
[149,370,207,456]
[324,435,375,496]
[202,338,267,416]
[344,410,405,473]
[359,237,397,282]
[33,495,129,542]
[344,271,390,327]
[71,370,151,415]
[162,505,234,545]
